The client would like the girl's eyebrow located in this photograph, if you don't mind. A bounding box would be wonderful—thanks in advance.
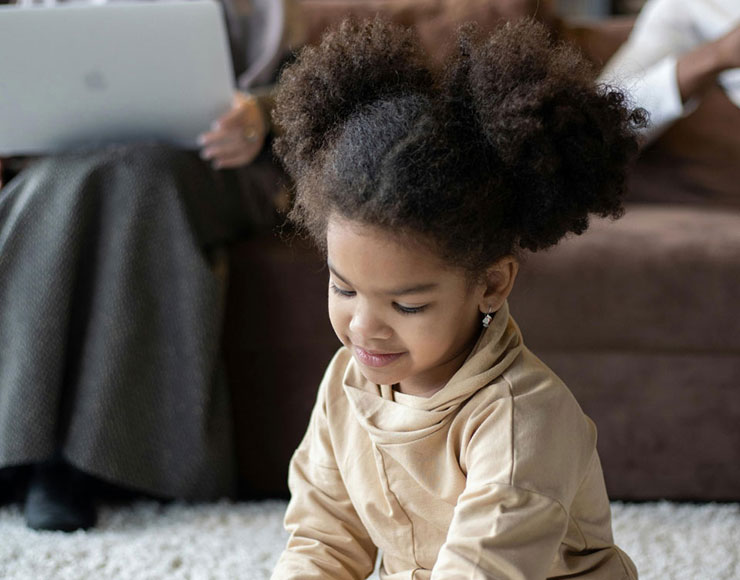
[386,283,439,296]
[328,263,438,296]
[327,263,352,286]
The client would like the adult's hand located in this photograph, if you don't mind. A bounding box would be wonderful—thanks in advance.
[677,23,740,103]
[198,91,268,169]
[714,24,740,71]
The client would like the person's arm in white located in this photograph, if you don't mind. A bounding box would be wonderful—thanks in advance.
[675,24,740,109]
[599,0,740,143]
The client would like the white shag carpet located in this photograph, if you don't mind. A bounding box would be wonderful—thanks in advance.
[1,500,738,579]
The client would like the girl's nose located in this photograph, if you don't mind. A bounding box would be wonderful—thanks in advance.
[348,304,392,341]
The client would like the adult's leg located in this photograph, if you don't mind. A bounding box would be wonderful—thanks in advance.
[0,144,252,504]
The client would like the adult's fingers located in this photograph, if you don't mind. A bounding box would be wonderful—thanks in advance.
[198,123,234,147]
[212,151,253,169]
[216,101,248,130]
[202,137,263,168]
[201,140,245,162]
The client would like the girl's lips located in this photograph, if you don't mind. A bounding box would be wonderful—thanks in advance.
[353,346,404,368]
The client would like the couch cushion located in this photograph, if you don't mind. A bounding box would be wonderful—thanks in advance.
[510,204,740,353]
[536,349,740,501]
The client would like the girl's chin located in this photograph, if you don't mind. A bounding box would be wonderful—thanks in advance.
[356,362,404,387]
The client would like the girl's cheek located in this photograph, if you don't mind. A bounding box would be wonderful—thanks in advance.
[328,298,351,331]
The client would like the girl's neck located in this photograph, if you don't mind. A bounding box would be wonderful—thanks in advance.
[394,331,481,398]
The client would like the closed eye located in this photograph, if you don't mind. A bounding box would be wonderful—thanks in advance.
[394,303,428,315]
[331,282,427,314]
[330,283,355,297]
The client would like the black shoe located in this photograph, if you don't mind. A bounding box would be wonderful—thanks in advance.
[24,460,97,532]
[0,465,32,506]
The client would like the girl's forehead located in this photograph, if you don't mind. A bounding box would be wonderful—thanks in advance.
[326,217,462,286]
[327,217,431,260]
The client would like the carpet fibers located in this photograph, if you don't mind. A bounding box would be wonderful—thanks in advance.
[1,500,738,579]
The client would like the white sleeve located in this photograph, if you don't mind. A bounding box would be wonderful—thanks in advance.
[598,0,701,142]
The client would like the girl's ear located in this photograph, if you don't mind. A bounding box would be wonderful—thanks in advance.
[479,257,519,314]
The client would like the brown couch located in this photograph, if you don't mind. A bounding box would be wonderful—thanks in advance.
[223,4,740,501]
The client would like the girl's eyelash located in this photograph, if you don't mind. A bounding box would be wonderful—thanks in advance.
[330,284,355,297]
[330,283,427,314]
[394,303,427,315]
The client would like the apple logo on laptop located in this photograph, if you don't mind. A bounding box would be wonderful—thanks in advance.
[83,70,108,92]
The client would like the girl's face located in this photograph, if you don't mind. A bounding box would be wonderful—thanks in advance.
[326,216,487,397]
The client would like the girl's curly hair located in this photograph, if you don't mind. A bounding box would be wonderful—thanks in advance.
[273,17,646,273]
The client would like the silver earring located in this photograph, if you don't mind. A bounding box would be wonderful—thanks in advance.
[482,307,493,328]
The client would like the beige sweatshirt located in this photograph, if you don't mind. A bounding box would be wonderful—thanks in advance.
[271,303,638,580]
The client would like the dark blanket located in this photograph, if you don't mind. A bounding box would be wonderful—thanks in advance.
[0,143,278,500]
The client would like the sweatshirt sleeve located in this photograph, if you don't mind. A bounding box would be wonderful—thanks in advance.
[430,379,595,580]
[598,0,699,142]
[430,482,568,579]
[271,366,378,580]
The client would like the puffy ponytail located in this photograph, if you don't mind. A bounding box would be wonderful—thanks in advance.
[274,17,646,270]
[275,18,434,178]
[441,19,647,252]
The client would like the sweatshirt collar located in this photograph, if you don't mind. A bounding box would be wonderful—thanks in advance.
[342,301,523,445]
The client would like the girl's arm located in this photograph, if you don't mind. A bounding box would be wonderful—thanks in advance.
[271,370,378,580]
[429,403,572,580]
[429,390,630,580]
[431,482,568,579]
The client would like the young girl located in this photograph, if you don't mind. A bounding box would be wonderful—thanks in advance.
[270,17,642,580]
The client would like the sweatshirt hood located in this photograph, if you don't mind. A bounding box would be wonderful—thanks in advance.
[342,301,523,446]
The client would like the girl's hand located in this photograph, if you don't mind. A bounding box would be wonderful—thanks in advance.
[198,91,267,169]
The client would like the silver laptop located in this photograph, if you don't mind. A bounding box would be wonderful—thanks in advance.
[0,0,235,155]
